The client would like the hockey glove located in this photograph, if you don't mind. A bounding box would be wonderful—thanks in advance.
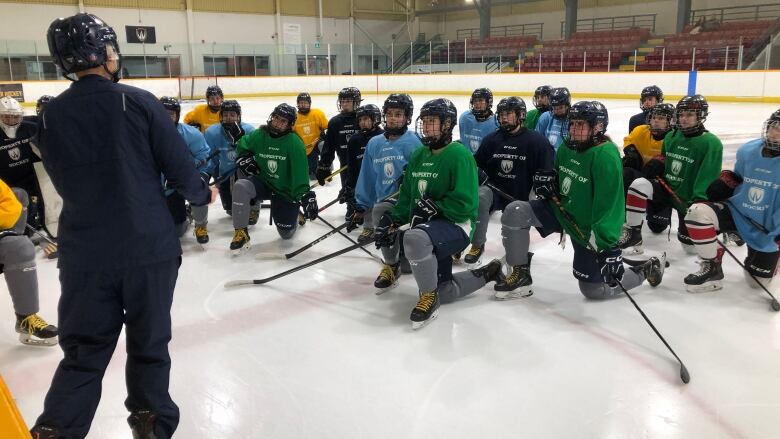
[236,153,260,176]
[346,207,365,232]
[706,170,742,202]
[532,169,558,200]
[316,162,332,186]
[622,144,643,171]
[374,213,399,249]
[410,193,440,228]
[597,248,625,286]
[223,122,245,144]
[642,154,666,180]
[477,168,490,186]
[300,191,319,221]
[199,171,212,185]
[338,186,355,204]
[187,121,202,131]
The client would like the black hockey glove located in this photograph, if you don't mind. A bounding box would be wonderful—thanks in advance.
[597,248,625,286]
[533,169,558,200]
[223,122,245,144]
[187,121,202,131]
[410,193,440,228]
[477,168,490,186]
[300,191,318,221]
[622,144,643,171]
[316,162,332,186]
[642,154,666,180]
[235,153,260,176]
[706,170,742,202]
[374,213,399,249]
[338,186,355,204]
[346,206,365,232]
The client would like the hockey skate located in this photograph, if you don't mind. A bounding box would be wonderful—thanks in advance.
[357,227,374,245]
[374,262,400,294]
[463,244,484,265]
[16,313,58,346]
[298,212,307,226]
[248,208,260,226]
[722,232,745,247]
[194,225,209,245]
[494,253,533,300]
[470,258,505,285]
[128,410,158,439]
[631,252,668,287]
[451,251,462,264]
[30,425,59,439]
[230,228,251,255]
[684,258,724,292]
[617,225,644,256]
[410,290,440,330]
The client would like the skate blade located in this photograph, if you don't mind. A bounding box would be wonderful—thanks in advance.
[464,257,483,267]
[685,281,723,293]
[621,246,644,256]
[411,309,439,330]
[231,244,251,256]
[375,281,398,295]
[494,287,533,301]
[18,334,58,346]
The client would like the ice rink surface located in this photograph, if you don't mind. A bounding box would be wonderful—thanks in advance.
[2,93,779,438]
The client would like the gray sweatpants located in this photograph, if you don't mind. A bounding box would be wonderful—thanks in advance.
[501,200,646,300]
[403,228,487,302]
[375,201,401,263]
[1,188,39,316]
[472,185,495,247]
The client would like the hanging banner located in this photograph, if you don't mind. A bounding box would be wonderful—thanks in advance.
[283,23,302,54]
[0,83,24,102]
[126,26,157,44]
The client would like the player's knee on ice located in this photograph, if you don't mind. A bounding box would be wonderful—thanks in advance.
[501,201,536,230]
[403,228,434,262]
[2,236,35,265]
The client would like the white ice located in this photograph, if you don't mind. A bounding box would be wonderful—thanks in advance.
[2,94,780,439]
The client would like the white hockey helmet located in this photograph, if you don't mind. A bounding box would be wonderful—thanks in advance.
[0,96,24,138]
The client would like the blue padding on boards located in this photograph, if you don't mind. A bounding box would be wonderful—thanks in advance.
[687,70,697,96]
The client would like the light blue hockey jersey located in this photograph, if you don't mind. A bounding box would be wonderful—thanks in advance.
[355,130,422,209]
[163,123,214,195]
[205,122,256,178]
[728,138,780,253]
[535,111,568,151]
[458,110,497,154]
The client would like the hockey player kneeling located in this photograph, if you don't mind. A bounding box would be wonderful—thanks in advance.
[373,99,505,330]
[229,104,317,254]
[497,101,667,301]
[683,109,780,292]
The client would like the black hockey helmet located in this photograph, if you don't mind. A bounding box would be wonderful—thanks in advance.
[416,98,457,150]
[267,103,297,136]
[337,87,362,113]
[206,85,223,111]
[533,85,553,111]
[640,85,664,109]
[356,104,382,134]
[762,108,780,155]
[549,87,571,118]
[47,13,121,82]
[297,92,311,103]
[675,94,709,134]
[470,88,494,120]
[36,95,54,116]
[495,96,527,132]
[159,96,181,123]
[296,92,312,114]
[382,93,414,135]
[646,102,675,138]
[563,100,609,151]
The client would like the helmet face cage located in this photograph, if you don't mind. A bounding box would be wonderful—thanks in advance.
[549,88,571,117]
[160,96,181,123]
[762,112,780,154]
[470,88,493,119]
[640,85,664,109]
[220,100,242,125]
[495,97,527,132]
[36,95,54,115]
[356,104,382,133]
[382,94,413,135]
[646,103,674,137]
[675,95,708,134]
[267,104,297,135]
[337,87,362,113]
[532,85,553,110]
[562,101,608,151]
[296,92,312,113]
[416,99,457,148]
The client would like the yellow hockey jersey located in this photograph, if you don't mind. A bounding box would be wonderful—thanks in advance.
[623,124,663,163]
[183,104,222,133]
[293,108,329,155]
[0,179,22,230]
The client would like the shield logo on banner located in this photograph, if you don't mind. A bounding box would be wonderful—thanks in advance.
[561,176,572,195]
[500,160,513,174]
[136,27,147,43]
[671,160,683,175]
[8,147,20,161]
[384,162,394,178]
[748,186,764,204]
[303,126,311,135]
[268,160,278,174]
[418,179,428,196]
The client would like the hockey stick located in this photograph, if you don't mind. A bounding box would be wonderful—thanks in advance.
[550,196,691,384]
[226,228,403,287]
[316,215,382,263]
[26,224,56,246]
[724,200,771,234]
[256,221,350,260]
[309,165,348,189]
[657,179,780,311]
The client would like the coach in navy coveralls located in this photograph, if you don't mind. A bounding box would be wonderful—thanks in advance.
[30,13,214,439]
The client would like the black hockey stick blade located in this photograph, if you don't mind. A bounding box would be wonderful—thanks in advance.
[717,239,780,311]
